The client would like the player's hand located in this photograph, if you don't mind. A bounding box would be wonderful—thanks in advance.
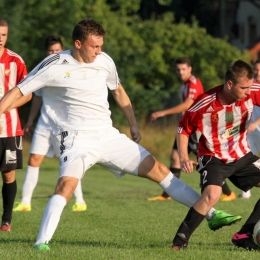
[23,121,33,138]
[150,111,164,121]
[130,125,142,143]
[180,159,198,173]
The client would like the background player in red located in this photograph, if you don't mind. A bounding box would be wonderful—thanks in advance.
[0,18,31,231]
[148,57,235,201]
[172,59,260,251]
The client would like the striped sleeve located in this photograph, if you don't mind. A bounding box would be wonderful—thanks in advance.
[18,54,60,95]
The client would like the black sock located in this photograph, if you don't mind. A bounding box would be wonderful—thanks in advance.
[222,182,231,196]
[161,168,181,198]
[173,207,205,245]
[238,199,260,235]
[2,180,17,224]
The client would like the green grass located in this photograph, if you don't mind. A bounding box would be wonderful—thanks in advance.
[1,149,260,259]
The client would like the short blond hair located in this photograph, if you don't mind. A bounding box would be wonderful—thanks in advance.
[0,18,8,27]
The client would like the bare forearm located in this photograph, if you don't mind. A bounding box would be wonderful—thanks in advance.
[177,133,189,161]
[0,87,23,115]
[27,95,42,123]
[112,85,138,127]
[12,93,32,109]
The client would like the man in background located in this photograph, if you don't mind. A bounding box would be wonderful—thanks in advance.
[0,18,31,231]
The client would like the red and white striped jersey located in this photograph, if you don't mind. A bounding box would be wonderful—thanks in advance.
[180,75,204,102]
[178,82,260,163]
[0,48,27,137]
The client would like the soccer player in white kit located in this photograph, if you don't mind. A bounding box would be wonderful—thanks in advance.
[13,35,87,212]
[242,60,260,199]
[0,18,241,251]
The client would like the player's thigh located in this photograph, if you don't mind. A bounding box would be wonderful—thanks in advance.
[30,127,52,155]
[99,128,150,178]
[197,155,234,191]
[59,131,100,179]
[230,153,260,191]
[49,131,61,158]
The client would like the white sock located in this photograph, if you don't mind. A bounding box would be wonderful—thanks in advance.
[73,180,85,204]
[35,194,67,246]
[159,172,217,219]
[159,172,201,207]
[205,208,217,220]
[21,166,39,205]
[242,190,251,198]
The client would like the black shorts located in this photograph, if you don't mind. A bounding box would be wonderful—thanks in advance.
[173,132,198,155]
[197,152,260,192]
[0,136,23,172]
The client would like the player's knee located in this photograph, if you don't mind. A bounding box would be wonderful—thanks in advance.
[28,154,44,167]
[55,177,77,201]
[138,156,169,182]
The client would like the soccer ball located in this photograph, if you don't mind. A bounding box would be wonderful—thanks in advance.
[253,220,260,246]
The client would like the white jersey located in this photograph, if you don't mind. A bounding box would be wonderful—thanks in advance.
[34,88,51,130]
[18,50,119,134]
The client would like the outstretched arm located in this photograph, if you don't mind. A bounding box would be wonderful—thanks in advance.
[150,97,194,121]
[111,84,141,143]
[0,87,24,115]
[177,133,198,173]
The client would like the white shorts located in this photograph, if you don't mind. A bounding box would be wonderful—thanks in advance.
[59,127,150,179]
[30,123,60,158]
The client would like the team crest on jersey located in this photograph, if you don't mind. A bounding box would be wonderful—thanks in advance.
[211,113,219,122]
[64,72,70,78]
[225,112,234,123]
[5,69,10,76]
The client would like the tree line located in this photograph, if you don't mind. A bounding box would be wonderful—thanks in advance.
[1,0,250,125]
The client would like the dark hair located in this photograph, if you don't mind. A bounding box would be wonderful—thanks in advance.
[0,18,8,27]
[175,57,191,66]
[44,35,63,51]
[225,60,254,84]
[254,59,260,65]
[72,18,106,43]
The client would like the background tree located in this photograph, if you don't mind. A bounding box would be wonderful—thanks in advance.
[0,0,250,126]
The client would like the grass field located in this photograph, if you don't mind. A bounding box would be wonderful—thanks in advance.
[1,140,260,259]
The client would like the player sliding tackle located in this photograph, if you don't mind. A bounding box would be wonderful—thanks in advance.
[0,18,241,251]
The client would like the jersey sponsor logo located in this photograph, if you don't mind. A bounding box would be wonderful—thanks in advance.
[5,150,17,164]
[206,106,214,112]
[211,113,218,122]
[220,125,240,139]
[253,159,260,169]
[225,112,234,123]
[61,59,69,64]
